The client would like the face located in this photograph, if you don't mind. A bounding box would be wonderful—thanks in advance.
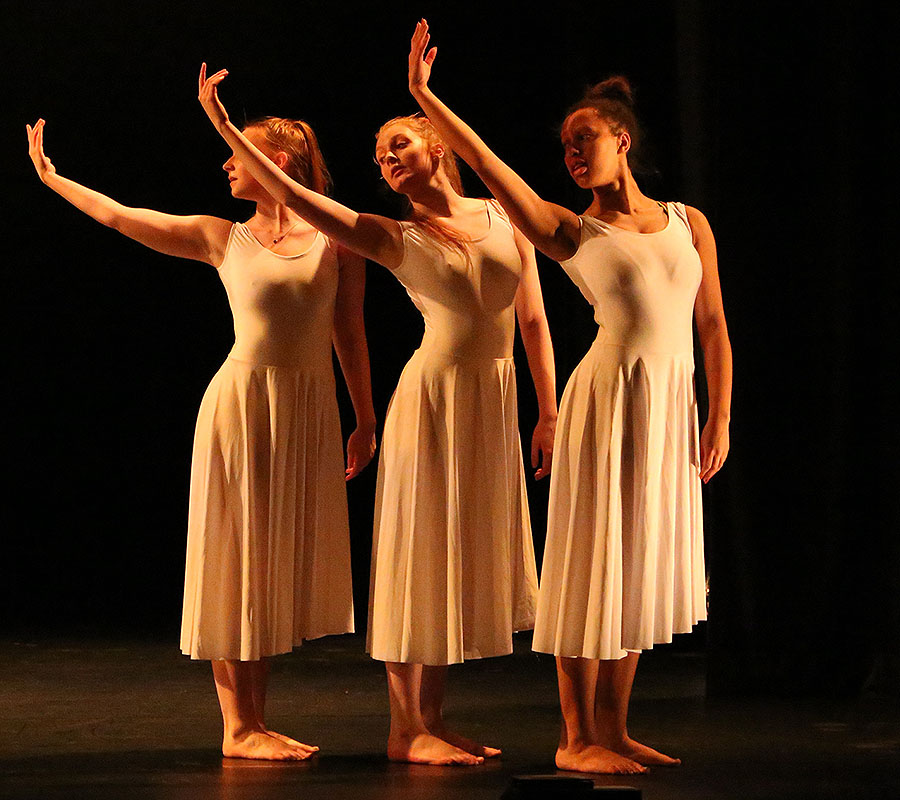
[561,108,629,188]
[223,128,278,201]
[374,123,442,195]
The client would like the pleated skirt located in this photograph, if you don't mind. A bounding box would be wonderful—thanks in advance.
[367,350,539,665]
[532,339,706,660]
[180,357,354,661]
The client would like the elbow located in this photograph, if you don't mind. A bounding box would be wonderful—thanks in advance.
[519,316,550,345]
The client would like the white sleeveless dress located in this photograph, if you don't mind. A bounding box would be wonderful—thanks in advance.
[532,202,707,660]
[367,200,539,665]
[180,223,354,661]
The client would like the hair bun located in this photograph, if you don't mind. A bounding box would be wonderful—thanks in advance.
[586,75,634,108]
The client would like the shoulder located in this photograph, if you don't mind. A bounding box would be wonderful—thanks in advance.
[680,204,713,246]
[211,219,244,269]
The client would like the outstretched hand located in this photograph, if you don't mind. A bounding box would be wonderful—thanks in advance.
[26,119,56,181]
[198,62,230,130]
[409,18,437,93]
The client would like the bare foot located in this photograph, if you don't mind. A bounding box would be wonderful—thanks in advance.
[614,737,680,766]
[431,726,501,759]
[223,731,314,761]
[388,731,484,766]
[264,729,319,755]
[555,744,648,775]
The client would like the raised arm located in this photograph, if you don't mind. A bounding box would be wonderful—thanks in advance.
[408,20,581,263]
[687,206,732,484]
[26,119,231,266]
[513,228,558,479]
[332,244,377,480]
[197,65,404,270]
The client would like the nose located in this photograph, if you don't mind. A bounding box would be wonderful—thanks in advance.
[223,155,234,171]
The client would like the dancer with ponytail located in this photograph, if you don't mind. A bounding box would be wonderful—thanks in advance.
[198,61,556,766]
[407,20,731,774]
[26,112,376,761]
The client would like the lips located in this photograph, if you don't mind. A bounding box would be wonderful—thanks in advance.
[571,163,588,177]
[390,166,406,179]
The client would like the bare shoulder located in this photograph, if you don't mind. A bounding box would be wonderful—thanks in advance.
[683,205,714,244]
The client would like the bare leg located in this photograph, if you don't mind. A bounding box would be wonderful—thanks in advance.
[554,656,646,774]
[385,662,482,765]
[212,659,312,761]
[595,652,680,766]
[419,665,501,758]
[248,658,318,755]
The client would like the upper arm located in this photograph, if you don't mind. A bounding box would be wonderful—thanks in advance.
[114,209,232,266]
[480,153,582,262]
[513,227,549,326]
[687,206,728,337]
[346,213,406,270]
[332,243,367,343]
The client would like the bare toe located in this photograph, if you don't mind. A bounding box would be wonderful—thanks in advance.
[223,731,315,761]
[556,744,648,775]
[388,732,483,766]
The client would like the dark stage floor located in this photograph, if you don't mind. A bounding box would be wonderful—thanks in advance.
[1,634,898,799]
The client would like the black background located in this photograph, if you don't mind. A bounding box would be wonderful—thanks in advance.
[4,1,896,696]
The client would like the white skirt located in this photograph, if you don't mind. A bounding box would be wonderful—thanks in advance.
[533,340,706,660]
[367,351,538,665]
[180,357,354,661]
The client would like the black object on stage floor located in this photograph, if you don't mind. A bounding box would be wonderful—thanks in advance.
[501,775,641,799]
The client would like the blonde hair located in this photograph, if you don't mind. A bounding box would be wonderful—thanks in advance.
[244,116,332,195]
[376,114,471,261]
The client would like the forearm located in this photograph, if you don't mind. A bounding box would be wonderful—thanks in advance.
[42,172,129,229]
[520,318,557,420]
[411,85,493,173]
[411,86,568,253]
[216,120,358,237]
[699,330,732,422]
[335,337,376,430]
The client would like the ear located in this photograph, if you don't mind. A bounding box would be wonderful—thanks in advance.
[618,131,632,155]
[273,150,290,170]
[431,143,445,159]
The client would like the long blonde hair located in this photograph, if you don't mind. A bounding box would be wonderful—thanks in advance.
[244,116,332,195]
[376,114,471,261]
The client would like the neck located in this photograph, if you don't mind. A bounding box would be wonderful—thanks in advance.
[407,173,467,219]
[586,169,651,217]
[252,198,303,231]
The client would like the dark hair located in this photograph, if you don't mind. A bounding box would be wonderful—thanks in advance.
[566,76,647,172]
[243,117,332,196]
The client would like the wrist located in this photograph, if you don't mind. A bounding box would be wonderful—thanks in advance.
[355,415,377,434]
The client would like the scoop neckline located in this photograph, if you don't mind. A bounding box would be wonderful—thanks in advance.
[240,221,321,258]
[585,202,672,236]
[410,198,494,243]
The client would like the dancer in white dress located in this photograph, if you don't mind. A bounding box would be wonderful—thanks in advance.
[407,20,731,774]
[198,63,556,766]
[26,114,376,761]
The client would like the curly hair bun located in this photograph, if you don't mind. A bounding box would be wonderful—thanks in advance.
[586,75,635,108]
